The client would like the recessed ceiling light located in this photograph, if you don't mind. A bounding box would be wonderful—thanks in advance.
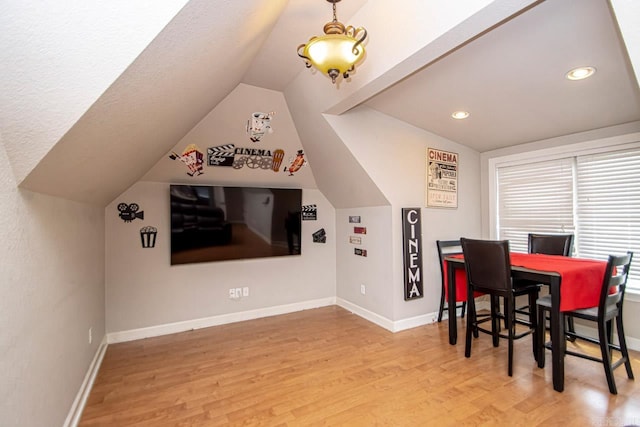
[451,111,469,120]
[565,66,596,81]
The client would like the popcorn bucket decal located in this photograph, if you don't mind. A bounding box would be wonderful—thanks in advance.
[140,226,158,248]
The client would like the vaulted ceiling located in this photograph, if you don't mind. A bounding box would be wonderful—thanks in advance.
[1,0,639,207]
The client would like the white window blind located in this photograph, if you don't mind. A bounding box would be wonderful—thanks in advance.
[496,147,640,291]
[576,148,640,288]
[497,158,575,253]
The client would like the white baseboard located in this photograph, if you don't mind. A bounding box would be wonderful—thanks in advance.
[64,337,108,427]
[107,297,336,344]
[335,298,439,332]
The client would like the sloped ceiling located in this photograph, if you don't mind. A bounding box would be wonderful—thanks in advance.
[2,0,639,207]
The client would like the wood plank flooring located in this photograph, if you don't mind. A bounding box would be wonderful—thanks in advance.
[80,306,640,426]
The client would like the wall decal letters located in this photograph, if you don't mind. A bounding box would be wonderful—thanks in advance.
[402,208,423,300]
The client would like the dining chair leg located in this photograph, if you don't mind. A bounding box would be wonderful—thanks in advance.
[465,297,475,358]
[528,291,539,362]
[615,314,635,380]
[598,319,618,394]
[461,302,466,319]
[566,317,576,341]
[490,296,500,347]
[537,304,546,369]
[437,290,445,322]
[505,297,514,377]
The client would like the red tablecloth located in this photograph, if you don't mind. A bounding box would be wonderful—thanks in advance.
[443,253,608,312]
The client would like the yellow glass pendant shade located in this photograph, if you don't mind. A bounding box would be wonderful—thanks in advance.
[297,0,367,84]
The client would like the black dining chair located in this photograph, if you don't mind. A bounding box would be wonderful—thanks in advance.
[461,238,539,376]
[536,252,634,394]
[514,233,575,332]
[528,233,574,257]
[436,240,466,322]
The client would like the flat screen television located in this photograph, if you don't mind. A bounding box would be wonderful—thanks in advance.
[170,184,302,265]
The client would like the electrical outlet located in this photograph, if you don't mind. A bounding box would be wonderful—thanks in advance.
[235,288,242,299]
[360,284,366,295]
[229,288,236,299]
[88,327,92,344]
[242,287,249,297]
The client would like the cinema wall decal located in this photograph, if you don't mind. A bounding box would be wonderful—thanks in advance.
[402,208,423,300]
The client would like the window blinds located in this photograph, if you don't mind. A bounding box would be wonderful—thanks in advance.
[576,148,640,288]
[496,148,640,291]
[497,158,575,253]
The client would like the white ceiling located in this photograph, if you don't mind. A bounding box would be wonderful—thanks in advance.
[247,0,640,152]
[4,0,640,206]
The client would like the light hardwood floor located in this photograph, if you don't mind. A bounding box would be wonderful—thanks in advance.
[80,306,640,426]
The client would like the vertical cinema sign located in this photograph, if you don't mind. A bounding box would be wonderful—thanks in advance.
[402,208,423,300]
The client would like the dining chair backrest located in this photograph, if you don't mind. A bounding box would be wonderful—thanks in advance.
[437,240,462,273]
[460,238,512,294]
[528,233,574,256]
[600,252,633,313]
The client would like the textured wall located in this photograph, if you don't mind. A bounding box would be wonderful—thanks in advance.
[0,142,105,426]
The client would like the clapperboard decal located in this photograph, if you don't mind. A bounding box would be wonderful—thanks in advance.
[302,204,317,220]
[207,144,235,166]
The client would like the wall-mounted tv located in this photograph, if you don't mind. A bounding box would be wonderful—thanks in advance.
[170,184,302,265]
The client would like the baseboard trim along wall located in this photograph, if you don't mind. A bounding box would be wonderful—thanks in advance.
[107,297,336,344]
[64,337,108,427]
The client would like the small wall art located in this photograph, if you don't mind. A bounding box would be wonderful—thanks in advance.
[349,236,362,245]
[426,148,458,208]
[284,150,306,176]
[118,203,144,223]
[272,149,285,172]
[232,147,279,171]
[207,144,235,167]
[354,248,368,257]
[402,208,423,300]
[354,226,366,234]
[302,204,317,220]
[312,228,326,243]
[140,226,158,248]
[246,111,275,142]
[169,144,205,176]
[349,216,361,223]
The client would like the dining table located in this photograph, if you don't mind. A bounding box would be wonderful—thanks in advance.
[443,252,608,392]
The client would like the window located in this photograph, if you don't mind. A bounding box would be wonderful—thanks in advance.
[495,145,640,291]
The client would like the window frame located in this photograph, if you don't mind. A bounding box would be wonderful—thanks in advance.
[487,132,640,299]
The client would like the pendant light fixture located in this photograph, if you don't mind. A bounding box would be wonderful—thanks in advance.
[297,0,367,84]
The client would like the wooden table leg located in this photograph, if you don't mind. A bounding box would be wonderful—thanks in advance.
[447,263,457,345]
[549,276,565,392]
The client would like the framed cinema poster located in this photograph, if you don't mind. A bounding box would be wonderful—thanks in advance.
[426,148,458,208]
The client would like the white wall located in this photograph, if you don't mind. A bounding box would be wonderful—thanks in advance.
[328,107,482,327]
[0,141,105,426]
[0,0,187,183]
[105,182,335,335]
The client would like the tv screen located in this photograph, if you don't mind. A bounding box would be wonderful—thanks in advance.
[170,185,302,265]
